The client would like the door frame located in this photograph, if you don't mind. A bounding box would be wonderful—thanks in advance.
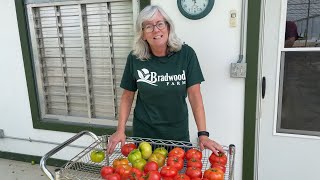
[242,0,262,179]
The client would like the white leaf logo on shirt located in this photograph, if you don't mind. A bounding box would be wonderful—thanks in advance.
[137,68,157,86]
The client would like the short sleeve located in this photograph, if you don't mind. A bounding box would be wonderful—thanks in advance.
[186,46,205,88]
[120,53,137,91]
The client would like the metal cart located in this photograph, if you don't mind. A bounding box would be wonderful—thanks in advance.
[40,131,235,180]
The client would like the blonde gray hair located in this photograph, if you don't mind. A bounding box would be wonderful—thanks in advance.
[132,5,182,60]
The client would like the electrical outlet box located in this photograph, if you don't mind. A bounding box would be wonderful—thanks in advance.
[230,62,247,78]
[0,129,4,138]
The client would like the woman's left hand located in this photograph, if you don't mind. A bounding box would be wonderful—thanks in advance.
[198,136,225,155]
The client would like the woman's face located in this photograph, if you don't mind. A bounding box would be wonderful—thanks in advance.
[142,11,169,51]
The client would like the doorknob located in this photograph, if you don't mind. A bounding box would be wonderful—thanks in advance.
[262,77,266,99]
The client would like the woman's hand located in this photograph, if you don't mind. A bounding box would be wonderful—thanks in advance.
[106,131,126,155]
[198,136,225,156]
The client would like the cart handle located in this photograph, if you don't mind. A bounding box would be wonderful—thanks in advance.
[40,130,99,180]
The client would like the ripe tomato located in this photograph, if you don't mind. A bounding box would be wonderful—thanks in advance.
[121,143,137,157]
[203,168,224,180]
[185,149,202,160]
[115,164,132,180]
[208,152,227,166]
[168,147,185,159]
[185,167,202,179]
[186,158,202,169]
[113,158,129,168]
[174,174,190,180]
[105,173,121,180]
[160,166,178,179]
[101,166,115,179]
[144,161,159,173]
[128,167,143,180]
[145,170,161,180]
[167,156,184,171]
[210,162,226,173]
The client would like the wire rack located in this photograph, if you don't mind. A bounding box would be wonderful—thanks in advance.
[52,135,235,180]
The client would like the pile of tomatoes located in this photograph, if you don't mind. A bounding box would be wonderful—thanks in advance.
[98,142,227,180]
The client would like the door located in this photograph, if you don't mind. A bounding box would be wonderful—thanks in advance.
[256,0,320,179]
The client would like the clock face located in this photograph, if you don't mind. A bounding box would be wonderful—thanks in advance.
[181,0,209,15]
[177,0,215,20]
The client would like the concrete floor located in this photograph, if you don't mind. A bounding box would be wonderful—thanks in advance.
[0,158,55,180]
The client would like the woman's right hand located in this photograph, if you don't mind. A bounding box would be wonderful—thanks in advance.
[106,131,126,155]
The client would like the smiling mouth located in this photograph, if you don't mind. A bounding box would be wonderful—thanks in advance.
[153,35,163,39]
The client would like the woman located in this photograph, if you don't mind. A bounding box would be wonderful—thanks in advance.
[106,5,224,155]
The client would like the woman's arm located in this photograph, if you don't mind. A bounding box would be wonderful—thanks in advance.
[107,89,135,154]
[187,84,224,155]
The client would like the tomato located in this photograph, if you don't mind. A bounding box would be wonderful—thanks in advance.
[174,174,190,180]
[153,147,168,157]
[144,161,159,173]
[105,173,121,180]
[148,152,166,167]
[113,158,129,168]
[185,167,202,179]
[139,142,152,160]
[121,143,137,157]
[115,164,132,180]
[128,149,142,164]
[167,156,184,171]
[186,158,202,169]
[185,149,202,160]
[132,158,147,171]
[203,168,224,180]
[160,166,178,179]
[101,166,115,179]
[208,152,227,166]
[90,150,105,163]
[128,167,143,180]
[168,147,185,159]
[145,170,161,180]
[210,162,226,173]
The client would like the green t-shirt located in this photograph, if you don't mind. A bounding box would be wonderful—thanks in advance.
[120,44,204,141]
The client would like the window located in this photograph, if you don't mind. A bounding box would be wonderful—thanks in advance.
[277,0,320,136]
[26,0,139,126]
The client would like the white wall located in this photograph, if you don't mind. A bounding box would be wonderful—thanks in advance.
[0,0,245,179]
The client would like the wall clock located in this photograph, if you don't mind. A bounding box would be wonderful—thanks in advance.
[177,0,215,20]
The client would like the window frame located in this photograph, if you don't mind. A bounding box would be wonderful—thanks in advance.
[15,0,150,135]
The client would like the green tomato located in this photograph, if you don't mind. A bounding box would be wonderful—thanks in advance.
[90,150,105,163]
[139,142,152,160]
[128,149,142,164]
[132,158,147,171]
[153,147,168,157]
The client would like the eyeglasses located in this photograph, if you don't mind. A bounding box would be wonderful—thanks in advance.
[143,21,167,33]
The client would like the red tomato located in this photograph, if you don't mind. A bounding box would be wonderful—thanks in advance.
[167,156,184,171]
[115,164,132,180]
[202,178,209,180]
[185,149,202,160]
[209,152,227,166]
[101,166,115,179]
[192,178,202,180]
[203,168,224,180]
[174,174,190,180]
[168,147,185,159]
[145,170,161,180]
[185,167,202,179]
[105,173,121,180]
[121,143,137,157]
[128,167,143,180]
[186,158,202,169]
[160,166,178,179]
[144,161,159,173]
[210,162,226,173]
